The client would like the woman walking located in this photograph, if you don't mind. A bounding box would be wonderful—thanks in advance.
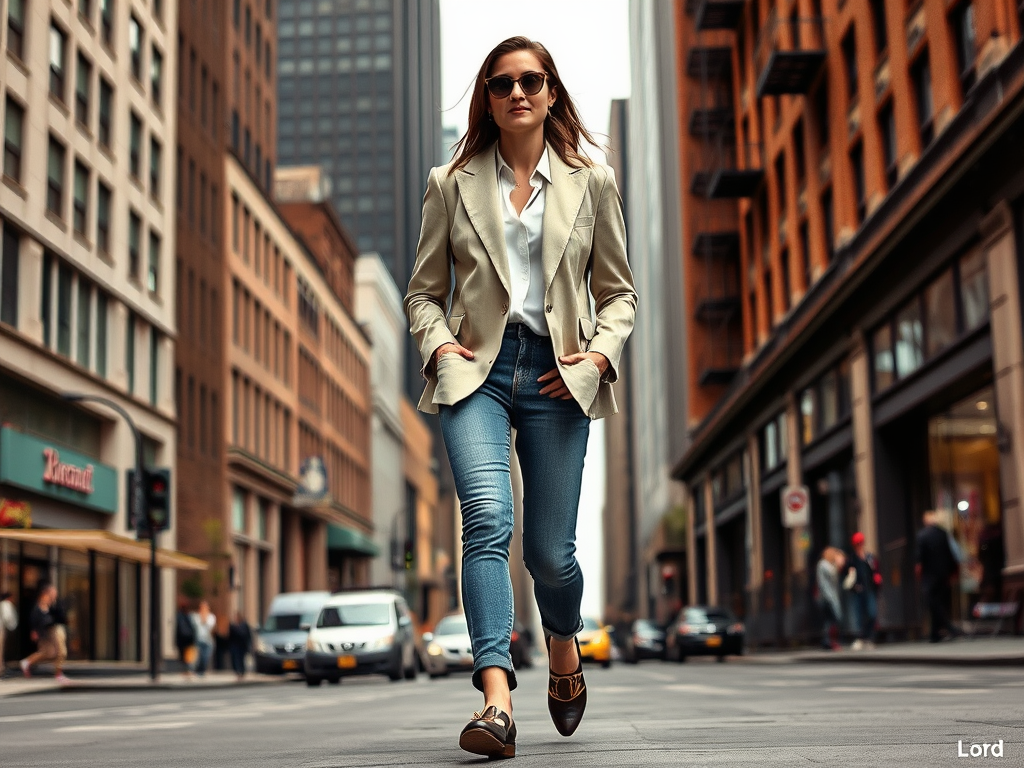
[190,600,216,676]
[404,36,636,758]
[816,547,846,650]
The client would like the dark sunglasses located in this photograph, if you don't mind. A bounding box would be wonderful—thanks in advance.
[484,71,549,99]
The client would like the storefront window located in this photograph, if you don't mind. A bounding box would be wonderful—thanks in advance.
[57,549,91,661]
[94,555,117,660]
[873,324,894,391]
[778,411,789,462]
[820,370,839,431]
[928,386,1003,605]
[232,487,246,532]
[960,249,989,331]
[894,298,924,377]
[257,498,268,540]
[924,268,957,357]
[800,388,817,445]
[119,560,140,661]
[763,420,779,471]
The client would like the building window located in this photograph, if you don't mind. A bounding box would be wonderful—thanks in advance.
[799,221,811,291]
[149,328,159,406]
[47,135,66,218]
[879,102,897,188]
[41,252,53,346]
[841,29,857,100]
[762,411,788,472]
[75,52,92,128]
[50,22,68,102]
[3,96,24,183]
[57,261,72,357]
[959,249,989,331]
[126,311,136,394]
[7,0,26,60]
[894,298,924,378]
[233,0,241,30]
[129,113,142,180]
[850,142,865,224]
[232,487,245,531]
[98,78,113,148]
[96,292,107,377]
[912,52,934,147]
[129,15,143,81]
[821,188,834,262]
[231,110,240,151]
[951,2,976,92]
[73,160,89,237]
[869,0,887,55]
[76,278,91,368]
[148,231,160,293]
[128,211,141,279]
[1,225,19,328]
[96,181,111,254]
[100,0,114,46]
[149,137,161,198]
[151,46,164,107]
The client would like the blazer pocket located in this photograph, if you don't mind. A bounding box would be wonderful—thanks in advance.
[447,313,465,338]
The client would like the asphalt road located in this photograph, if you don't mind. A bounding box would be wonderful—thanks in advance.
[1,658,1022,767]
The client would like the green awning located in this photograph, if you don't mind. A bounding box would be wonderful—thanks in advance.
[327,524,379,557]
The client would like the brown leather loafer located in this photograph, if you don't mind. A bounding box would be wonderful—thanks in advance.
[459,706,516,758]
[547,636,586,737]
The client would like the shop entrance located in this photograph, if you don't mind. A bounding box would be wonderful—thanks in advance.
[927,386,1004,621]
[758,489,787,646]
[715,515,747,619]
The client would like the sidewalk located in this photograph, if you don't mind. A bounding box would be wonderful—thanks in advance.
[741,636,1024,666]
[0,666,289,698]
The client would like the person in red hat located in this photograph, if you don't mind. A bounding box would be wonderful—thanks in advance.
[847,532,882,650]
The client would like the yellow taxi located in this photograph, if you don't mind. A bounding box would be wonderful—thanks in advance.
[577,617,613,668]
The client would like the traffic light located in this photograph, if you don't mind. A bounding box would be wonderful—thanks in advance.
[144,468,170,531]
[404,539,414,570]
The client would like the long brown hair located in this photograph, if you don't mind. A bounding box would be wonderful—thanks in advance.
[449,36,598,175]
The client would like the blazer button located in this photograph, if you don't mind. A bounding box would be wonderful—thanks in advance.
[501,303,508,315]
[545,304,553,313]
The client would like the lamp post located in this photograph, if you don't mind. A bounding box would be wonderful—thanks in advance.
[63,393,159,682]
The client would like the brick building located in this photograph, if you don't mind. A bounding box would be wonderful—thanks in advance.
[673,0,1024,643]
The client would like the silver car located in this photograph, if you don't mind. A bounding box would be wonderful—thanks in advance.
[422,613,473,677]
[253,591,330,674]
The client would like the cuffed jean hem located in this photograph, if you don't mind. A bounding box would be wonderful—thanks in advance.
[471,654,517,693]
[542,619,585,643]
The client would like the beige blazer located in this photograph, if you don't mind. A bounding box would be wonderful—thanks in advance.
[404,142,637,419]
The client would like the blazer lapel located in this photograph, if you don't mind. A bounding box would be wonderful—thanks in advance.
[455,145,510,296]
[542,147,591,291]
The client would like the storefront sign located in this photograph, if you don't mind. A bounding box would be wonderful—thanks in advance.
[0,498,31,528]
[781,485,810,528]
[0,428,117,514]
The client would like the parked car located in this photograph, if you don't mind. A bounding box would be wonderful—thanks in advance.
[303,590,418,686]
[624,618,667,662]
[665,606,744,662]
[422,612,473,677]
[578,617,613,668]
[254,591,331,675]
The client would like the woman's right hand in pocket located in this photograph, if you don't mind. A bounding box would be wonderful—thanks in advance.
[433,342,475,368]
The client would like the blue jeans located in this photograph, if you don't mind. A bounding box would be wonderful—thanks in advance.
[851,589,877,641]
[195,641,212,675]
[439,324,591,693]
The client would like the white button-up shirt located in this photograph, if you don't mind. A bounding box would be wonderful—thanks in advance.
[497,147,550,336]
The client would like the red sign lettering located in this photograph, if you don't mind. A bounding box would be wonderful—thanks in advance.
[41,448,95,494]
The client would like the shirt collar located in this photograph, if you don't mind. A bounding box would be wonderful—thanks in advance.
[496,145,552,185]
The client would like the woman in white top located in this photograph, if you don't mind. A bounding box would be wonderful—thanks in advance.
[190,600,216,675]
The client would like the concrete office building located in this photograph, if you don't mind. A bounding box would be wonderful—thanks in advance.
[0,0,194,665]
[674,0,1024,643]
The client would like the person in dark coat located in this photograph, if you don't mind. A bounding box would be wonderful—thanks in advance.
[847,532,882,650]
[228,612,252,680]
[915,510,961,642]
[174,600,196,678]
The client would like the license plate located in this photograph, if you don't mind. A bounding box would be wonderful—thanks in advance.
[282,659,299,670]
[706,636,723,648]
[337,655,357,669]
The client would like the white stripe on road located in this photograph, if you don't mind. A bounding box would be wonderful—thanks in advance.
[55,721,195,733]
[826,686,991,695]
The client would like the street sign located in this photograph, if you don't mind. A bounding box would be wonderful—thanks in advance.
[781,485,810,528]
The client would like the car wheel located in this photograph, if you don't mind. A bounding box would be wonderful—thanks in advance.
[601,659,611,669]
[716,654,726,663]
[677,654,687,663]
[305,676,322,687]
[404,663,417,680]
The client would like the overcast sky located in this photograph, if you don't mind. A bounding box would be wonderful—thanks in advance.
[438,0,631,619]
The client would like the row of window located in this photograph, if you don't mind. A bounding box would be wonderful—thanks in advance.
[175,368,220,458]
[232,367,292,471]
[278,31,390,57]
[323,316,368,393]
[279,11,391,36]
[0,222,21,328]
[232,277,293,385]
[872,249,989,393]
[177,37,221,144]
[175,146,219,244]
[298,418,369,515]
[799,358,852,448]
[230,487,271,539]
[230,193,292,305]
[277,53,391,75]
[176,261,219,351]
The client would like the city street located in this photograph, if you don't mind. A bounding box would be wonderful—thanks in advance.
[2,659,1021,767]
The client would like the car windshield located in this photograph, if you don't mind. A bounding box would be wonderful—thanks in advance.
[317,603,391,628]
[684,608,733,624]
[434,616,468,635]
[581,617,602,631]
[262,613,318,632]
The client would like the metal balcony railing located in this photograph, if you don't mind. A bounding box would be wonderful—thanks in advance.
[689,81,735,137]
[697,322,743,386]
[694,258,741,323]
[686,42,732,81]
[693,134,764,199]
[695,0,746,31]
[691,204,740,260]
[755,11,826,97]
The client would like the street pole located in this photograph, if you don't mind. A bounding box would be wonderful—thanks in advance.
[63,393,160,682]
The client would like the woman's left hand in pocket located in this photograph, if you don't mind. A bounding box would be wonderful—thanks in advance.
[537,352,610,399]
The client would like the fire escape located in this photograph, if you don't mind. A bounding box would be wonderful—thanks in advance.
[686,2,760,387]
[755,8,826,97]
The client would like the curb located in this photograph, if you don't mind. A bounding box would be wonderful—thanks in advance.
[0,676,290,698]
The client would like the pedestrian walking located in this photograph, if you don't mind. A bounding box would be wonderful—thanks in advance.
[19,582,69,684]
[816,547,845,650]
[190,600,216,675]
[0,591,18,679]
[228,612,252,680]
[846,532,882,650]
[916,510,962,642]
[404,35,636,759]
[174,599,197,678]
